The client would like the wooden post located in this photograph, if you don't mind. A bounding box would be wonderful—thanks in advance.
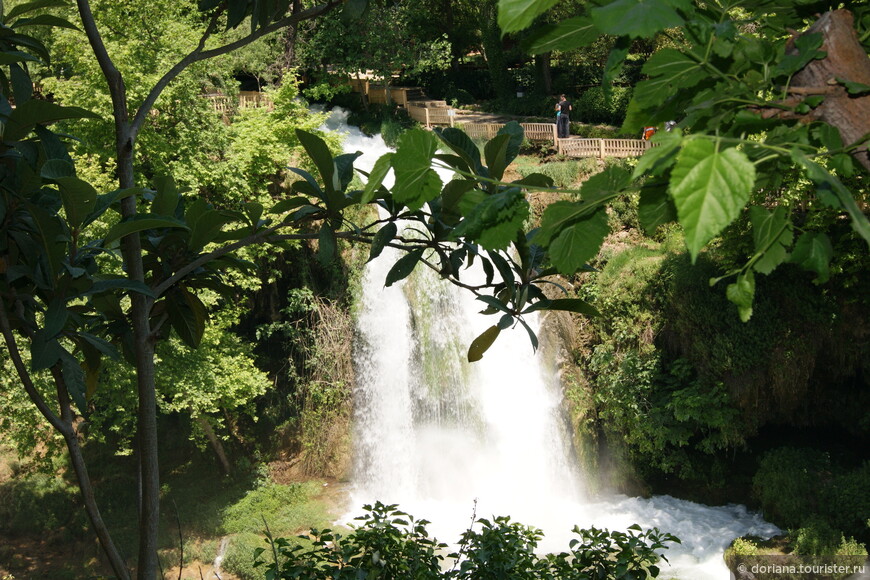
[552,123,558,148]
[425,107,430,129]
[599,139,605,159]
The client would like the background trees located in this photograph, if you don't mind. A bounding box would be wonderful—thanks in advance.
[1,0,868,577]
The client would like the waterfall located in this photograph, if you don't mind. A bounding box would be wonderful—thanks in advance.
[321,108,779,579]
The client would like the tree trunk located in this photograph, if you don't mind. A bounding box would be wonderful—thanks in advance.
[481,0,513,100]
[196,416,233,476]
[790,10,870,171]
[536,52,553,95]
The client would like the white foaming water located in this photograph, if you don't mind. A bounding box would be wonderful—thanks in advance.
[320,108,779,579]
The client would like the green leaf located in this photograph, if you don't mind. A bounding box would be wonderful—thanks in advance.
[11,14,79,30]
[10,63,32,104]
[632,129,682,178]
[523,298,600,317]
[791,151,870,247]
[638,182,677,234]
[84,277,156,299]
[103,216,189,247]
[631,49,705,109]
[436,127,483,175]
[167,288,208,348]
[30,330,62,371]
[368,222,397,262]
[43,298,67,338]
[0,51,40,65]
[523,16,598,54]
[450,188,529,250]
[547,208,609,274]
[268,196,309,214]
[392,129,442,211]
[837,77,870,96]
[591,0,690,38]
[498,0,559,34]
[385,248,424,287]
[483,134,511,182]
[317,223,336,265]
[6,0,67,20]
[151,174,181,216]
[296,129,338,195]
[56,176,97,229]
[497,122,524,169]
[789,231,833,283]
[669,140,755,261]
[726,270,755,322]
[467,325,501,362]
[361,152,393,204]
[4,100,100,141]
[59,349,87,414]
[189,209,232,252]
[749,205,792,275]
[774,33,824,77]
[40,158,76,180]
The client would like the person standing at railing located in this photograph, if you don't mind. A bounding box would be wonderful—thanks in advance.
[555,94,572,138]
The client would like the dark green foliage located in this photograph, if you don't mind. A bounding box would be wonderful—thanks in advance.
[753,448,870,544]
[572,86,633,125]
[254,502,678,579]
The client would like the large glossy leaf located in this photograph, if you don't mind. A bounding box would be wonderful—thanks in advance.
[11,14,78,30]
[104,216,189,247]
[56,176,97,229]
[5,0,67,20]
[498,0,559,34]
[4,100,99,141]
[151,174,181,216]
[591,0,690,38]
[385,248,424,287]
[436,127,483,175]
[547,208,609,274]
[167,288,208,348]
[637,182,677,234]
[523,298,600,317]
[189,209,233,252]
[317,223,336,265]
[669,140,755,261]
[392,129,441,211]
[296,129,338,196]
[368,222,397,262]
[467,325,501,362]
[361,153,393,204]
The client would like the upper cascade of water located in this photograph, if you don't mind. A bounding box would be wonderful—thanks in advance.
[319,107,779,579]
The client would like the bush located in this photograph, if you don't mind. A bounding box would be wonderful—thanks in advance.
[572,86,633,125]
[753,447,830,529]
[223,532,270,580]
[517,160,581,188]
[222,482,325,536]
[254,502,679,579]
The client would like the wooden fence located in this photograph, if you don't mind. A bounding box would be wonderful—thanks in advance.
[367,86,424,107]
[408,104,456,128]
[456,122,557,143]
[557,137,652,158]
[204,91,273,116]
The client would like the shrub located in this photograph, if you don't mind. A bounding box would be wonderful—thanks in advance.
[222,482,325,536]
[517,160,581,188]
[572,86,633,125]
[223,532,270,580]
[254,502,679,579]
[753,447,830,529]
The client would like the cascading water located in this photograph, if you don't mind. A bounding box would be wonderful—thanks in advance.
[321,108,779,579]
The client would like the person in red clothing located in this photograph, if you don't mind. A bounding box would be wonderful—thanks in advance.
[555,94,572,138]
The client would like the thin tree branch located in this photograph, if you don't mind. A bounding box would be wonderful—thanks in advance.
[130,0,343,139]
[0,298,67,435]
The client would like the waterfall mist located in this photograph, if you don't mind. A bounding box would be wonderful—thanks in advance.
[322,108,779,579]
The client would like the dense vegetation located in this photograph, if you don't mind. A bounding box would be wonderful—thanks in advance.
[0,0,868,578]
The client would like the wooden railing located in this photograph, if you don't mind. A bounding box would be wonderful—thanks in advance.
[408,104,456,128]
[457,122,557,143]
[367,86,424,108]
[204,91,273,115]
[558,138,652,158]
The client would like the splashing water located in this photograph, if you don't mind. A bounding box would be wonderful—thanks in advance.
[320,108,779,579]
